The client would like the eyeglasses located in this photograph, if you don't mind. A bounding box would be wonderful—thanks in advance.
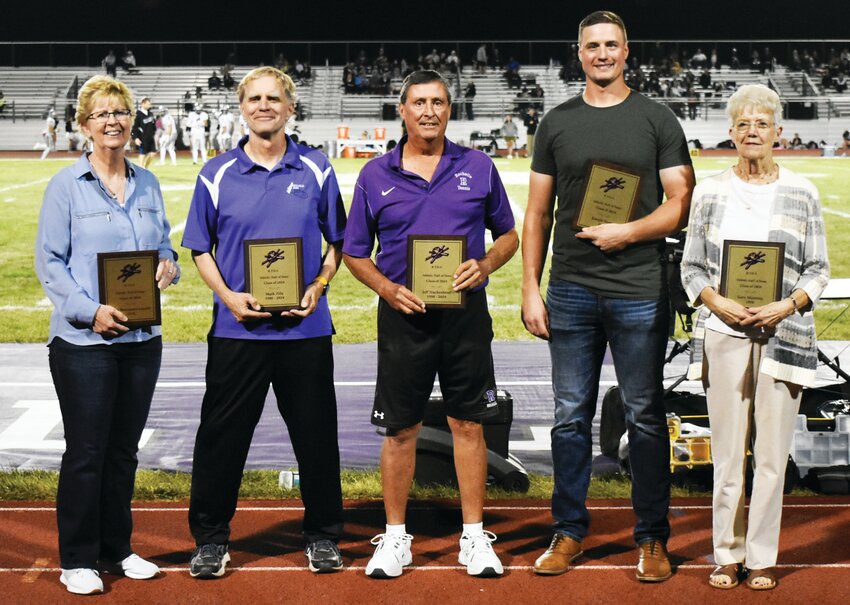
[733,120,774,133]
[87,110,132,123]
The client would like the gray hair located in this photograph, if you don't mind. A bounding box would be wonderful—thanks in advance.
[399,70,452,105]
[726,84,782,125]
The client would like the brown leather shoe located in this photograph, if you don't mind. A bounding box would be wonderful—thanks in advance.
[635,540,672,582]
[533,533,583,575]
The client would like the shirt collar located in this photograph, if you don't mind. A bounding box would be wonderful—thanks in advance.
[235,134,303,173]
[72,153,136,180]
[389,135,462,173]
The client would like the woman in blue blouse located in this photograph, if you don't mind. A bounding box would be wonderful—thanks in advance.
[34,76,180,595]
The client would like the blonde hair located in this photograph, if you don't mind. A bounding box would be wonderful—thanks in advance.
[237,66,297,104]
[75,75,135,129]
[726,84,782,125]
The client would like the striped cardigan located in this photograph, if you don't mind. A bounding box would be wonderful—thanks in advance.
[680,166,830,387]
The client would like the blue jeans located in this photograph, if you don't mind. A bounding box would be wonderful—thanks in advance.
[48,336,161,568]
[547,281,671,544]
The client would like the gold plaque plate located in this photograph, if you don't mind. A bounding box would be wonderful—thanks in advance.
[407,235,467,308]
[243,238,304,312]
[97,250,161,328]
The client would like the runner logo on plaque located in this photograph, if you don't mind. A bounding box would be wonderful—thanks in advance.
[574,160,641,229]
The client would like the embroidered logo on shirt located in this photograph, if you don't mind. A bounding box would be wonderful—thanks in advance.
[454,171,472,191]
[287,182,307,195]
[381,187,396,196]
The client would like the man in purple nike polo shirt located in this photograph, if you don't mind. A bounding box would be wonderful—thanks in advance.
[343,70,518,579]
[182,67,346,579]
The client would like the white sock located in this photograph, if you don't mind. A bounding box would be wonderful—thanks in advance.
[463,522,483,537]
[386,523,406,535]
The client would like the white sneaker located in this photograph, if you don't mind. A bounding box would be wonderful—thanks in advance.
[459,531,503,577]
[113,553,160,579]
[365,533,413,578]
[60,568,104,595]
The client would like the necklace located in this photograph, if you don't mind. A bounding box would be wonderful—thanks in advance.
[734,163,778,185]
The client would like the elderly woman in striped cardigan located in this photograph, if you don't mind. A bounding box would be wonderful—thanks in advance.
[681,84,829,591]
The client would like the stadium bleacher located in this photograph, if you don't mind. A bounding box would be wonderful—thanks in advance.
[1,61,849,152]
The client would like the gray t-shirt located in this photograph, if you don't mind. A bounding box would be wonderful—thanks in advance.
[532,91,691,298]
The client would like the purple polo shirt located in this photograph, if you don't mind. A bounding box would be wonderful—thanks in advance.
[343,137,515,290]
[182,136,346,340]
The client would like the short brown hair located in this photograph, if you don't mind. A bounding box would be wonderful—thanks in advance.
[75,75,134,129]
[578,10,628,44]
[237,66,297,104]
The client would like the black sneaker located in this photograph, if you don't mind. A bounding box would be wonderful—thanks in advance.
[305,539,343,573]
[189,544,230,579]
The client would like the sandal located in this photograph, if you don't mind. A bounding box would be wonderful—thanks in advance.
[746,567,777,590]
[709,563,741,589]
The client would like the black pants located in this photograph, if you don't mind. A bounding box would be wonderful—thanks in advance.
[49,336,162,568]
[188,336,344,545]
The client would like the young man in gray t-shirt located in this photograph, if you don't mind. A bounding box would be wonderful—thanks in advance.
[521,10,695,582]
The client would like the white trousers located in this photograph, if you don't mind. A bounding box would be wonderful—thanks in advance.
[159,134,176,164]
[703,329,801,569]
[191,132,206,164]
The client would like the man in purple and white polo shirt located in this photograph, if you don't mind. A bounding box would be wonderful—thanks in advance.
[343,70,518,579]
[182,67,347,579]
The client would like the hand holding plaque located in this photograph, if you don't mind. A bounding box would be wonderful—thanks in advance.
[573,161,641,230]
[97,250,161,328]
[407,235,467,308]
[243,238,305,312]
[719,240,785,307]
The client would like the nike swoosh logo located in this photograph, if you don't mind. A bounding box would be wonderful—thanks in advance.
[381,187,396,196]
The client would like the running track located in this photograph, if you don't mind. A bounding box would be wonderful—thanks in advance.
[1,498,849,604]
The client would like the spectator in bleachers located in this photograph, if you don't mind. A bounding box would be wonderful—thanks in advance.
[446,50,460,72]
[835,72,848,93]
[103,50,117,77]
[476,43,487,73]
[530,83,545,110]
[0,90,6,115]
[751,49,761,71]
[790,133,804,149]
[699,69,711,89]
[464,81,476,120]
[841,130,850,155]
[710,48,718,69]
[504,57,521,88]
[490,45,501,71]
[730,47,741,69]
[691,48,707,69]
[208,71,222,90]
[120,50,137,74]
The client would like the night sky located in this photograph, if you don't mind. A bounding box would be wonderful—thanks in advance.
[3,0,847,42]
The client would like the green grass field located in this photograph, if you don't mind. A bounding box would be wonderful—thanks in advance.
[2,155,848,343]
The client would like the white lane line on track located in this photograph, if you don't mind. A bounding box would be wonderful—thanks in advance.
[2,563,850,573]
[3,503,848,513]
